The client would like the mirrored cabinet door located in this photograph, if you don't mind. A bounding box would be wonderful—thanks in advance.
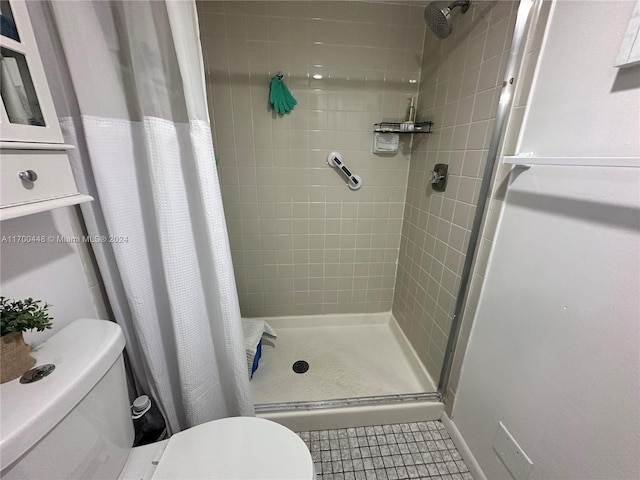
[0,0,62,143]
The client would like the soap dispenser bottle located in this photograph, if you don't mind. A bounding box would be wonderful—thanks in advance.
[405,97,416,123]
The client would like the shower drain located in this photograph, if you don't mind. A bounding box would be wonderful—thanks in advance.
[292,360,309,374]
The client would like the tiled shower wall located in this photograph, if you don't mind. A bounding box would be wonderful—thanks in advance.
[392,1,518,378]
[197,1,425,316]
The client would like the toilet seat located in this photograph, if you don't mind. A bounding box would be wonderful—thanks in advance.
[151,417,314,479]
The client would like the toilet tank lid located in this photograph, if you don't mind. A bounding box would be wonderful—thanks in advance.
[0,318,126,471]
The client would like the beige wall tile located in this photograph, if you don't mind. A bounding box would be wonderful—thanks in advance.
[199,1,423,317]
[392,1,518,383]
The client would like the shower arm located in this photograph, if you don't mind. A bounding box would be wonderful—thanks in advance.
[447,1,470,13]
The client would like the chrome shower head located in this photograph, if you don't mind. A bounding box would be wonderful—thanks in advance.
[424,0,471,39]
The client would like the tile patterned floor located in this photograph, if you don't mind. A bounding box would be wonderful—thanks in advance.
[296,421,473,480]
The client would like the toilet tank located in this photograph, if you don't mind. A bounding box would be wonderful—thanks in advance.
[0,319,134,479]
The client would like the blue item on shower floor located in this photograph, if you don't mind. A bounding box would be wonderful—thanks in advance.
[242,317,277,379]
[251,340,262,379]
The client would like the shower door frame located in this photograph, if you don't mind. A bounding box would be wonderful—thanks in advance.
[438,0,543,400]
[255,0,542,415]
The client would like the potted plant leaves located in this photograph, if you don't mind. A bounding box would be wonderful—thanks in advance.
[0,297,53,383]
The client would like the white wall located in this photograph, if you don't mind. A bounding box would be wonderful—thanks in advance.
[452,1,640,479]
[0,208,107,346]
[454,166,640,479]
[518,0,640,157]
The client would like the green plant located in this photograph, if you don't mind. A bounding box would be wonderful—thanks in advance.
[0,297,53,337]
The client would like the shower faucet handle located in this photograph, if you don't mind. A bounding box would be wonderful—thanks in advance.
[429,164,449,192]
[429,170,444,184]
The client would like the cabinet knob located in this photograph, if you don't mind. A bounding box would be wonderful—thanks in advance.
[18,170,38,182]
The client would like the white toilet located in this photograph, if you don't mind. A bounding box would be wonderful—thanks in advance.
[0,319,314,479]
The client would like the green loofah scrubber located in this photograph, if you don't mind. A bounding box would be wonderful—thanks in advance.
[269,74,297,115]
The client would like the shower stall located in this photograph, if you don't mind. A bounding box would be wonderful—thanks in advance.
[197,0,534,420]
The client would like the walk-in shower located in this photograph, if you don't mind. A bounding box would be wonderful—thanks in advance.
[424,0,471,39]
[196,0,537,422]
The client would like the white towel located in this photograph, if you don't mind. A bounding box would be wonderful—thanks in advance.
[241,318,277,378]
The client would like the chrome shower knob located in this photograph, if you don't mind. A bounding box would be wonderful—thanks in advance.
[429,164,448,192]
[429,170,444,184]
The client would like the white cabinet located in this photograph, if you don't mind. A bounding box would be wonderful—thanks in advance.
[0,0,91,221]
[0,0,61,143]
[1,150,78,206]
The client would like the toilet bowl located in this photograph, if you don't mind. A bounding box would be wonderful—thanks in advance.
[0,319,314,480]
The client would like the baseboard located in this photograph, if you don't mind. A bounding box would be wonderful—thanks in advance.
[440,412,487,480]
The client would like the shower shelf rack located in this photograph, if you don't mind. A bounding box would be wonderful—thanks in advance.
[373,121,434,134]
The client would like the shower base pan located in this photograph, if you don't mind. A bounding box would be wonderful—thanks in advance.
[250,312,441,429]
[250,312,435,403]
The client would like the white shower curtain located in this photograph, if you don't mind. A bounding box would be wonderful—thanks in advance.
[29,0,253,432]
